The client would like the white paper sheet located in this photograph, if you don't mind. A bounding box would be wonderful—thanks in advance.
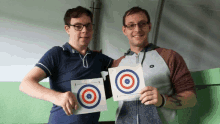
[108,64,145,101]
[71,78,107,115]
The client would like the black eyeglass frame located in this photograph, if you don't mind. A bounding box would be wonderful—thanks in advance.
[68,23,94,31]
[124,21,150,30]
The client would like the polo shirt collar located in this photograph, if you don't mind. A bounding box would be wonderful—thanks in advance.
[62,42,92,54]
[124,43,154,56]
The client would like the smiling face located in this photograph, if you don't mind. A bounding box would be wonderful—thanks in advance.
[122,12,151,48]
[65,14,93,48]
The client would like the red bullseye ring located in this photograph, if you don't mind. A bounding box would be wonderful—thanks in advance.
[82,89,96,104]
[120,74,135,89]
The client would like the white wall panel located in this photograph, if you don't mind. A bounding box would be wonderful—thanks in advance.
[0,0,91,81]
[157,0,220,72]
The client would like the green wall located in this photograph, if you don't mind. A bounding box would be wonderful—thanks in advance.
[0,68,219,123]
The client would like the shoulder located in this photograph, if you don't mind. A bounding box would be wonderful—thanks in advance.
[51,46,63,52]
[94,52,112,60]
[155,47,183,62]
[155,47,176,56]
[92,51,102,56]
[40,46,65,64]
[112,55,125,67]
[45,46,64,55]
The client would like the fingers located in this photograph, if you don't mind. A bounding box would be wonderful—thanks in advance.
[139,86,154,94]
[140,94,153,103]
[62,103,71,116]
[139,91,153,100]
[66,101,73,115]
[61,92,79,116]
[63,100,77,116]
[68,98,74,108]
[70,93,79,110]
[143,99,158,105]
[75,104,78,110]
[139,86,159,105]
[69,98,78,110]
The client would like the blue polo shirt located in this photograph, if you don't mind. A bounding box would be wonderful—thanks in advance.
[35,42,113,124]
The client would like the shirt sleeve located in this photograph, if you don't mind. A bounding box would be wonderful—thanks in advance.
[169,50,196,95]
[35,46,60,77]
[156,48,196,96]
[99,53,114,71]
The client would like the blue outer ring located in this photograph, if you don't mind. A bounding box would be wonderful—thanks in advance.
[77,84,101,109]
[115,69,139,94]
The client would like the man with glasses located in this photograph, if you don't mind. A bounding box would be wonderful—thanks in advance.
[113,6,197,124]
[19,6,116,124]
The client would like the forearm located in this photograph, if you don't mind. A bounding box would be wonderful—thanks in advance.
[19,79,60,104]
[163,91,197,109]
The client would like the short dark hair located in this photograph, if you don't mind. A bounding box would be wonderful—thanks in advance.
[123,6,151,26]
[64,6,93,25]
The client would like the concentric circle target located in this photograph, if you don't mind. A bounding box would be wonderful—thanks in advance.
[115,69,139,94]
[77,84,101,109]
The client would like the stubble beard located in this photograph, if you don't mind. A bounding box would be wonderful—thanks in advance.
[130,39,147,48]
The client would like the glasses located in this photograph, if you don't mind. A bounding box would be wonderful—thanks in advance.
[69,23,93,31]
[125,22,149,30]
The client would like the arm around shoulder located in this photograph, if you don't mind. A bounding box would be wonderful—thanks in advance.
[111,56,125,67]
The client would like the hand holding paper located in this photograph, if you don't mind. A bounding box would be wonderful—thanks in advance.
[54,91,78,116]
[139,86,163,106]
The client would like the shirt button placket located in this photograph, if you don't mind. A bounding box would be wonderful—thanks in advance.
[136,54,139,64]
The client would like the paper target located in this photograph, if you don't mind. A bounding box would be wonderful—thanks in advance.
[108,64,145,101]
[77,84,101,109]
[115,69,140,94]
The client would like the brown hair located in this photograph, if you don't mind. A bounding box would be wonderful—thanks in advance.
[64,6,93,25]
[123,6,150,26]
